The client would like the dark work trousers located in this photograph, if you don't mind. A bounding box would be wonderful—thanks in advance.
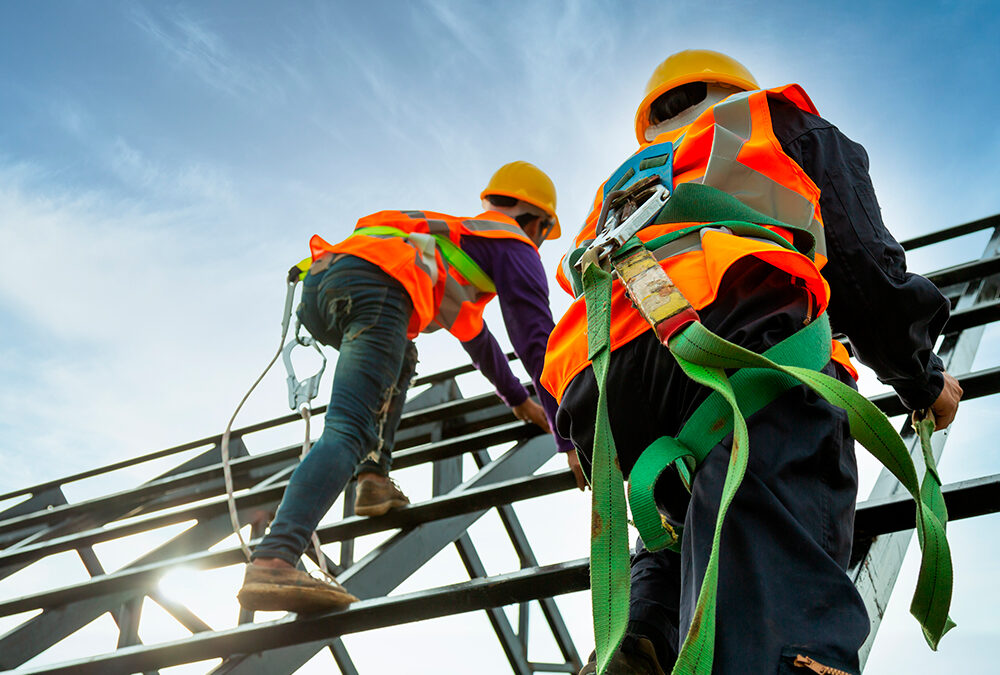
[556,259,870,674]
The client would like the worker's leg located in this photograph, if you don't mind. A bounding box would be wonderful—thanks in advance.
[679,372,868,673]
[628,538,681,668]
[353,339,418,515]
[354,339,418,477]
[562,358,867,673]
[559,332,691,674]
[252,255,413,565]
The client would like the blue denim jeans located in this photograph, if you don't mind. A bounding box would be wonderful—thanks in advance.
[252,254,418,565]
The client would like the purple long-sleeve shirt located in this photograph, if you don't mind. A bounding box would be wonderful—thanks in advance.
[459,234,575,452]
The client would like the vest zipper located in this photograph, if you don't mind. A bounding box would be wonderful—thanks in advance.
[793,654,852,675]
[803,291,814,325]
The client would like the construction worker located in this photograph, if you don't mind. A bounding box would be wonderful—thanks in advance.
[541,51,963,674]
[238,161,574,613]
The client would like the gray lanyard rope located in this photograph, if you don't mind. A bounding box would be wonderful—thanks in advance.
[220,269,329,572]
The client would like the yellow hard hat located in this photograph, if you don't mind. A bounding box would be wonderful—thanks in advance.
[481,161,560,239]
[634,49,759,144]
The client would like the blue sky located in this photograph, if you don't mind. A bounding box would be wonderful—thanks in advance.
[1,1,998,672]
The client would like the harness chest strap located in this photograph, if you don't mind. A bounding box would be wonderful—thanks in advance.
[583,236,955,675]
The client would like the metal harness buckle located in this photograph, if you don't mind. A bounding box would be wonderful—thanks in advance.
[577,176,670,272]
[578,176,700,344]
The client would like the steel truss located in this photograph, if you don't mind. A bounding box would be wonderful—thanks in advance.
[1,213,999,674]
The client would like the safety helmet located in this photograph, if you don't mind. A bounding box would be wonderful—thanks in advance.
[634,50,759,145]
[481,161,560,239]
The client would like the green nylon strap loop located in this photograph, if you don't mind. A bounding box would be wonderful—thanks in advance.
[352,225,497,293]
[583,258,631,675]
[627,316,832,554]
[912,413,957,645]
[628,437,691,553]
[664,328,751,673]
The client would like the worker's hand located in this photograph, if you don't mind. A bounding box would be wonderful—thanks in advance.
[511,398,551,433]
[929,370,963,431]
[566,449,588,491]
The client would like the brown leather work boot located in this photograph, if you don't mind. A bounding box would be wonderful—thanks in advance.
[353,476,410,516]
[578,636,666,675]
[237,564,358,613]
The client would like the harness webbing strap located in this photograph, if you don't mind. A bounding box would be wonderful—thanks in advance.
[664,322,954,672]
[583,252,631,675]
[627,315,832,555]
[351,225,497,293]
[676,314,831,468]
[913,412,956,645]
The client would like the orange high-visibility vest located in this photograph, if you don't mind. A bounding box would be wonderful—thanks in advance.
[542,84,856,403]
[313,209,536,341]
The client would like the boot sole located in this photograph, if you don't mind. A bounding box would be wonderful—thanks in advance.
[354,497,409,517]
[237,583,358,614]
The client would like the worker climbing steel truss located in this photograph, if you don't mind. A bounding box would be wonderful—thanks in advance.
[0,204,998,674]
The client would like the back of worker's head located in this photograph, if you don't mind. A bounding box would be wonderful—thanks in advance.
[481,161,560,246]
[635,50,759,144]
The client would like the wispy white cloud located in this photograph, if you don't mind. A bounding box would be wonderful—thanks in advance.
[107,137,236,205]
[421,0,493,67]
[130,6,285,102]
[0,161,299,493]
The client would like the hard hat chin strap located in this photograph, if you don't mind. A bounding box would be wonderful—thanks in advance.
[644,84,742,141]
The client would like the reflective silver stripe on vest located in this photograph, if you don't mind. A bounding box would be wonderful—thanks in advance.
[433,217,509,336]
[434,270,488,335]
[698,91,826,258]
[462,217,526,237]
[426,219,452,236]
[647,226,786,264]
[648,231,704,261]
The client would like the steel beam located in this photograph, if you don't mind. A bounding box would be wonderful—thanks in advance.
[471,450,582,671]
[899,213,1000,250]
[14,557,592,675]
[0,378,517,506]
[924,254,1000,288]
[12,469,1000,674]
[852,223,1000,667]
[0,514,246,670]
[436,447,533,675]
[209,435,558,675]
[0,468,574,618]
[455,533,533,675]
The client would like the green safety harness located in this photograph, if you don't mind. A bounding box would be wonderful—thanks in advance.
[580,182,955,675]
